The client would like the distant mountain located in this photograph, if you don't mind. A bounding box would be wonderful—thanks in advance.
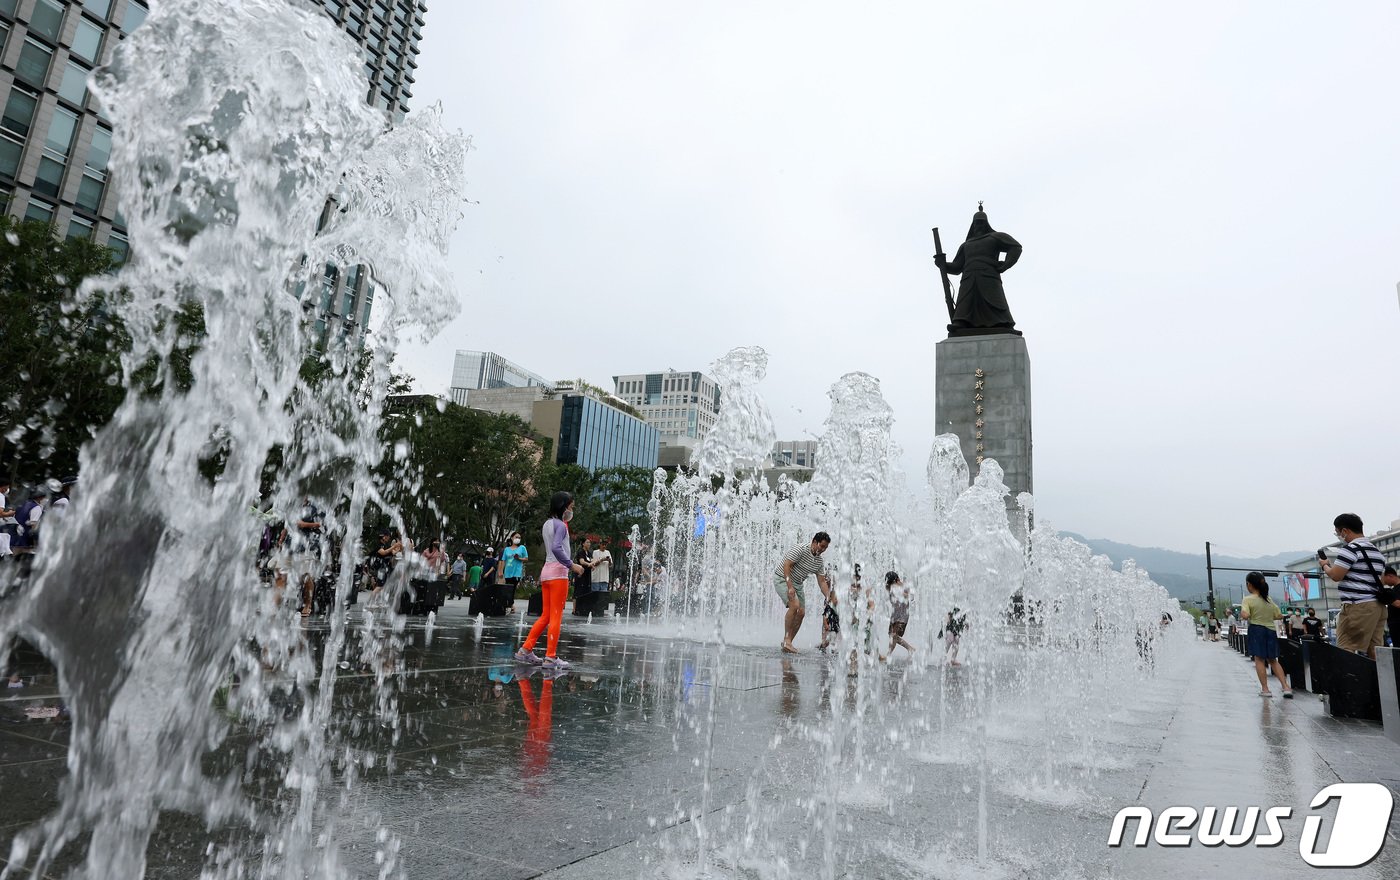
[1059,533,1309,602]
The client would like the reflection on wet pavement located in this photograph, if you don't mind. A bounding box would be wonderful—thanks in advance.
[2,601,1398,879]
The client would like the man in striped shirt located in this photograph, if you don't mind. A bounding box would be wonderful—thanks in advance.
[1321,513,1388,658]
[774,531,833,654]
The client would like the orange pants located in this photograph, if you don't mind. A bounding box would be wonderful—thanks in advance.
[518,678,554,782]
[522,578,568,657]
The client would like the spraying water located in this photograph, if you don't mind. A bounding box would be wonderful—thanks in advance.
[0,2,466,877]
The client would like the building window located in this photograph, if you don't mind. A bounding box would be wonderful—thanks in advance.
[83,0,112,19]
[24,197,54,223]
[107,231,127,264]
[28,0,66,42]
[71,17,103,63]
[58,61,89,105]
[0,135,21,179]
[45,107,78,157]
[66,215,93,240]
[85,125,111,173]
[1,88,36,137]
[32,156,63,197]
[0,0,15,20]
[16,39,54,88]
[75,171,103,212]
[121,1,147,35]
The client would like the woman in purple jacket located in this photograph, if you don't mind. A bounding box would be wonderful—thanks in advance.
[516,491,584,669]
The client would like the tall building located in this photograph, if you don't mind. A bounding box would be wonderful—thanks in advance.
[466,383,659,472]
[0,0,148,260]
[297,0,429,347]
[771,439,818,469]
[0,0,428,344]
[449,350,553,406]
[612,370,721,447]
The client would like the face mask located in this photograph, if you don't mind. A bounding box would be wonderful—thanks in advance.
[563,509,574,523]
[512,538,521,545]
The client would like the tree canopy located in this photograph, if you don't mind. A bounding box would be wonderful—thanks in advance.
[0,217,122,482]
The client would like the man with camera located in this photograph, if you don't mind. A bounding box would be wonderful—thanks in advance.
[1319,513,1388,659]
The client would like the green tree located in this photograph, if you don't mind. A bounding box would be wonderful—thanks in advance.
[377,396,551,553]
[0,217,122,481]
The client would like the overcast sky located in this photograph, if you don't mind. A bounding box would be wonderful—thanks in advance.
[391,1,1399,558]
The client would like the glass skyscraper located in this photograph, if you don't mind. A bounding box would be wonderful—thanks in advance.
[0,0,428,342]
[556,395,660,471]
[449,350,554,406]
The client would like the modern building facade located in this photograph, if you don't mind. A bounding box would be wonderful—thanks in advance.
[556,394,659,471]
[449,350,553,406]
[465,384,659,472]
[302,0,428,347]
[0,0,147,259]
[0,0,427,345]
[612,370,721,446]
[771,440,818,469]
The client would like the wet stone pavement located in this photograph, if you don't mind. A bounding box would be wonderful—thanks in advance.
[1,601,1398,879]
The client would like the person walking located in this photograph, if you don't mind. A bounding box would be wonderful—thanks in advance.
[449,553,467,598]
[1241,572,1292,698]
[1320,513,1388,659]
[1207,613,1220,642]
[516,492,583,669]
[1302,606,1325,641]
[501,531,529,614]
[886,571,915,656]
[772,531,833,654]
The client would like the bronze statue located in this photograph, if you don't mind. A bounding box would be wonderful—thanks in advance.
[933,203,1023,337]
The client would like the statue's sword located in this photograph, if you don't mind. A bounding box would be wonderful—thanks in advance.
[932,227,956,322]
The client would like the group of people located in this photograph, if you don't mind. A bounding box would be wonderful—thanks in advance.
[0,477,76,562]
[1206,606,1328,642]
[772,531,961,664]
[1229,513,1400,698]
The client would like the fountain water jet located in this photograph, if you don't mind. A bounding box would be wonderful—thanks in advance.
[0,2,466,877]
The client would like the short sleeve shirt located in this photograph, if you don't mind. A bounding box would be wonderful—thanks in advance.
[1334,540,1386,604]
[502,545,528,579]
[1242,595,1280,629]
[774,544,826,586]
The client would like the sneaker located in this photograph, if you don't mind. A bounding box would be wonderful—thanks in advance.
[514,649,542,665]
[542,656,572,670]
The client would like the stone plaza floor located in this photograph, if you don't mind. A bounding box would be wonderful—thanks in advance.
[1,600,1398,879]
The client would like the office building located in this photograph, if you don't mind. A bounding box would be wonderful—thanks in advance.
[0,0,428,345]
[466,383,658,471]
[0,0,148,260]
[449,350,553,406]
[772,439,818,469]
[612,369,721,446]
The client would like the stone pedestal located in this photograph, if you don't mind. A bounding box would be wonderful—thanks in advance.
[934,334,1033,516]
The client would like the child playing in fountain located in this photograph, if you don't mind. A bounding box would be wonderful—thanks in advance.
[886,571,914,656]
[940,608,966,667]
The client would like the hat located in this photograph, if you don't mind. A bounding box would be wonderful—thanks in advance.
[486,547,494,553]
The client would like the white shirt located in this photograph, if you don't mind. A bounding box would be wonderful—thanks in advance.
[590,549,613,583]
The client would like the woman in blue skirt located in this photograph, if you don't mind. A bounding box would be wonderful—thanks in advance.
[1241,571,1293,698]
